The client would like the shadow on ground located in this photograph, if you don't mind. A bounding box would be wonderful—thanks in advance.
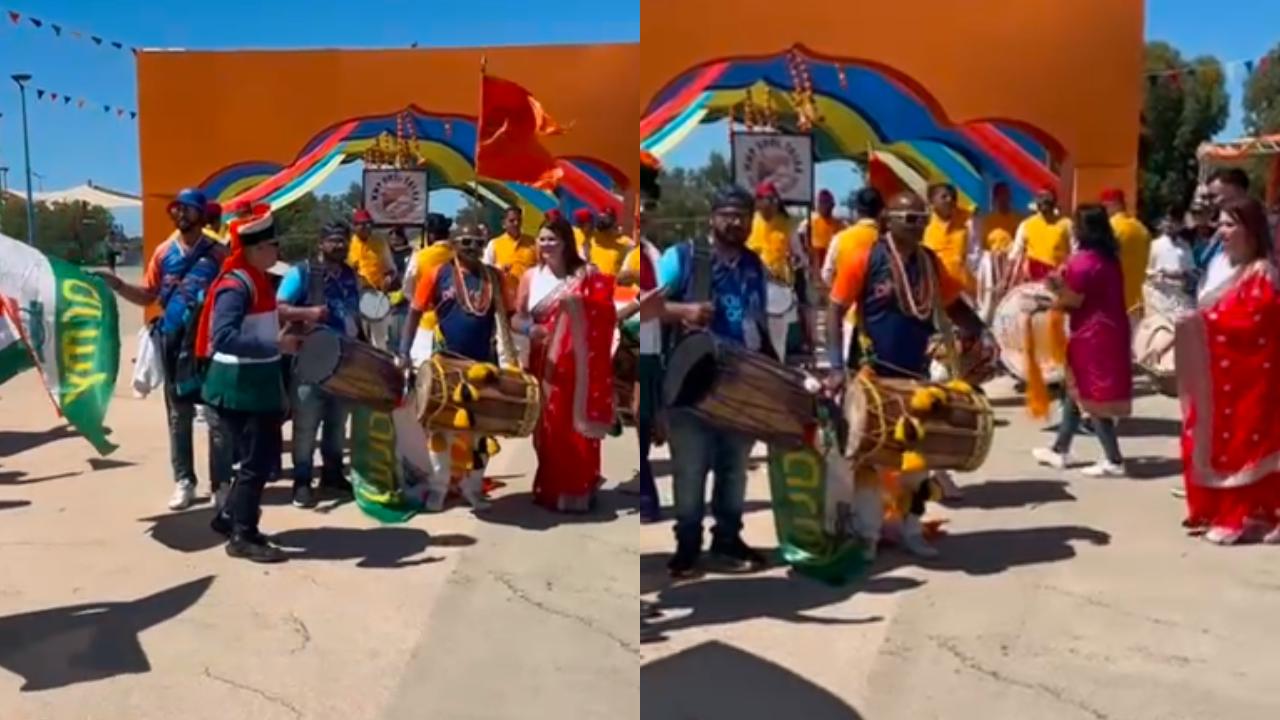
[641,641,864,719]
[0,499,32,512]
[0,576,214,692]
[940,478,1075,510]
[0,425,78,459]
[1125,455,1183,480]
[0,470,82,486]
[642,524,1109,639]
[479,488,629,531]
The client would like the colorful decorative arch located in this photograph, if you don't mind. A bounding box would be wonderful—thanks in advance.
[641,47,1064,212]
[198,106,627,233]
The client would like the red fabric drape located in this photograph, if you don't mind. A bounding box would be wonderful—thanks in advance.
[475,74,564,190]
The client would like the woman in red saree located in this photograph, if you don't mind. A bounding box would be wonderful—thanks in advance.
[1177,197,1280,545]
[514,213,617,512]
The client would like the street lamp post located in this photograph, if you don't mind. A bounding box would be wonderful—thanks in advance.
[11,73,35,244]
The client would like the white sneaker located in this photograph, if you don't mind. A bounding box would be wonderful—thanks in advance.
[168,481,196,511]
[1262,525,1280,545]
[195,406,208,425]
[901,516,939,558]
[1081,462,1126,478]
[1204,525,1243,545]
[1171,486,1187,499]
[1032,447,1069,470]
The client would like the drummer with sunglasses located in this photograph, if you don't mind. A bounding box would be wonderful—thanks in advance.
[399,224,514,512]
[824,191,983,560]
[276,221,361,508]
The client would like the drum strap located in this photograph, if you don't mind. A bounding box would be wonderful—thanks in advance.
[486,266,520,368]
[689,238,713,304]
[304,261,326,308]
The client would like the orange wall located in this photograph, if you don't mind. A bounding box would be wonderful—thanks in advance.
[136,43,637,260]
[640,0,1143,207]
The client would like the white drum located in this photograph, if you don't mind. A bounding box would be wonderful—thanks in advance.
[975,250,1016,324]
[1133,313,1177,397]
[990,281,1066,384]
[1142,278,1193,320]
[359,289,392,322]
[766,279,797,318]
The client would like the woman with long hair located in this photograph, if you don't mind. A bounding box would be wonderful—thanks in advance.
[1179,197,1280,544]
[1032,204,1133,477]
[513,212,617,512]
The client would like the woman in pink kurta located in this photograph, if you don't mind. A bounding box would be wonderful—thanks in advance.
[1178,197,1280,545]
[1033,205,1132,477]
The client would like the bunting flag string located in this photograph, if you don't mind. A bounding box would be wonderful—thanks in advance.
[3,7,140,55]
[1143,52,1276,88]
[30,86,136,120]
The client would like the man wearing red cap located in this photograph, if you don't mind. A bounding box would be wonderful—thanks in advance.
[747,181,805,363]
[1101,188,1152,317]
[346,208,398,349]
[572,207,594,255]
[1011,185,1073,280]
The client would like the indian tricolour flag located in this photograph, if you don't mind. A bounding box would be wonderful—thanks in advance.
[0,232,120,455]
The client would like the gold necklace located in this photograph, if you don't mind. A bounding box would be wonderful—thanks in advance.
[451,258,494,316]
[884,238,936,321]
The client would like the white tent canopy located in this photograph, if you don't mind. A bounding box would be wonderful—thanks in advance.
[4,181,141,209]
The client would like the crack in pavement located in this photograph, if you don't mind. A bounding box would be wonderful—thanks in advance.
[1038,583,1216,637]
[286,612,312,654]
[489,570,639,657]
[203,667,303,719]
[930,636,1112,720]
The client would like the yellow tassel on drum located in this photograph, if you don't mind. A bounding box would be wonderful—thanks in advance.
[894,417,909,443]
[430,433,448,452]
[894,417,925,444]
[944,379,973,394]
[453,409,472,430]
[910,388,937,413]
[466,363,499,384]
[422,311,439,331]
[485,437,501,456]
[902,451,927,474]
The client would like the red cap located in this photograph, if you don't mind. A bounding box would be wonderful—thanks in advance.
[544,208,564,224]
[229,199,251,217]
[1036,184,1057,197]
[573,208,594,224]
[353,208,373,224]
[1100,188,1125,204]
[755,181,780,199]
[204,201,222,220]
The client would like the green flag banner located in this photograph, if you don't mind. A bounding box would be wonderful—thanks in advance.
[0,233,119,455]
[0,302,34,384]
[349,405,422,523]
[766,445,868,585]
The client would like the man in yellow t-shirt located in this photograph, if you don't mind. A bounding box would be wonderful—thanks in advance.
[923,183,980,294]
[572,208,594,255]
[346,208,397,348]
[980,182,1024,254]
[1101,188,1151,316]
[800,189,845,277]
[582,207,633,277]
[483,205,538,312]
[1011,186,1073,280]
[748,182,804,362]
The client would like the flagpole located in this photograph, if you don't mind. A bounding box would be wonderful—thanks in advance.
[471,55,486,214]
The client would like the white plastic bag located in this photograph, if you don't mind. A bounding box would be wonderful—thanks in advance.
[131,325,164,397]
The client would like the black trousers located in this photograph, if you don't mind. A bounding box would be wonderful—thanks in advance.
[216,408,283,536]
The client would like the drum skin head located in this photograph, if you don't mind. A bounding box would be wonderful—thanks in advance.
[294,330,343,385]
[662,333,717,408]
[843,377,871,452]
[360,290,392,321]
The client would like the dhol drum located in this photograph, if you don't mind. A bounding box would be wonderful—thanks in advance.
[844,373,995,472]
[414,352,541,438]
[662,331,818,447]
[1133,313,1178,397]
[929,330,1001,386]
[991,281,1066,384]
[613,324,639,426]
[359,289,392,323]
[294,329,405,411]
[766,278,797,319]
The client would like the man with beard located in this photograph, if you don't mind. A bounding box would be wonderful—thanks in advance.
[657,185,773,578]
[583,206,633,278]
[95,187,229,511]
[1011,186,1073,281]
[276,221,362,508]
[824,191,983,560]
[399,223,514,512]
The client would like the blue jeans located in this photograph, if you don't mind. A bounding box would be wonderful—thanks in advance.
[666,410,753,548]
[291,384,349,487]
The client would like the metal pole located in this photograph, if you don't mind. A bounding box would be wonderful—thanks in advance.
[11,75,35,244]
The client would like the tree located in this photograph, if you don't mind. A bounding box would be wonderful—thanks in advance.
[1243,50,1280,135]
[1138,42,1229,223]
[0,196,116,263]
[647,151,733,245]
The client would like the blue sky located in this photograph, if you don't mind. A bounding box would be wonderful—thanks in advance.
[0,0,1275,233]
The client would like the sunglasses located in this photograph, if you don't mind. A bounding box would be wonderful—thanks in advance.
[887,211,930,226]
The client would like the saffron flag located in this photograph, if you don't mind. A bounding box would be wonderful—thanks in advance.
[475,73,565,190]
[0,233,120,454]
[0,302,33,384]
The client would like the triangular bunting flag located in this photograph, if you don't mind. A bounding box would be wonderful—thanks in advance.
[8,11,19,24]
[1246,60,1256,75]
[63,96,71,105]
[131,47,139,56]
[28,17,41,28]
[36,89,45,100]
[50,93,58,102]
[111,41,122,50]
[51,23,61,35]
[91,36,102,45]
[129,111,137,120]
[103,105,110,113]
[116,108,124,117]
[77,99,85,109]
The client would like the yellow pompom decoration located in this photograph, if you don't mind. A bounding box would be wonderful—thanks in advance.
[910,388,937,413]
[945,379,973,394]
[901,451,927,474]
[389,291,405,305]
[485,437,501,456]
[928,386,948,402]
[452,409,472,430]
[430,433,448,452]
[451,383,479,404]
[466,363,499,384]
[893,417,909,443]
[422,311,439,331]
[894,417,925,444]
